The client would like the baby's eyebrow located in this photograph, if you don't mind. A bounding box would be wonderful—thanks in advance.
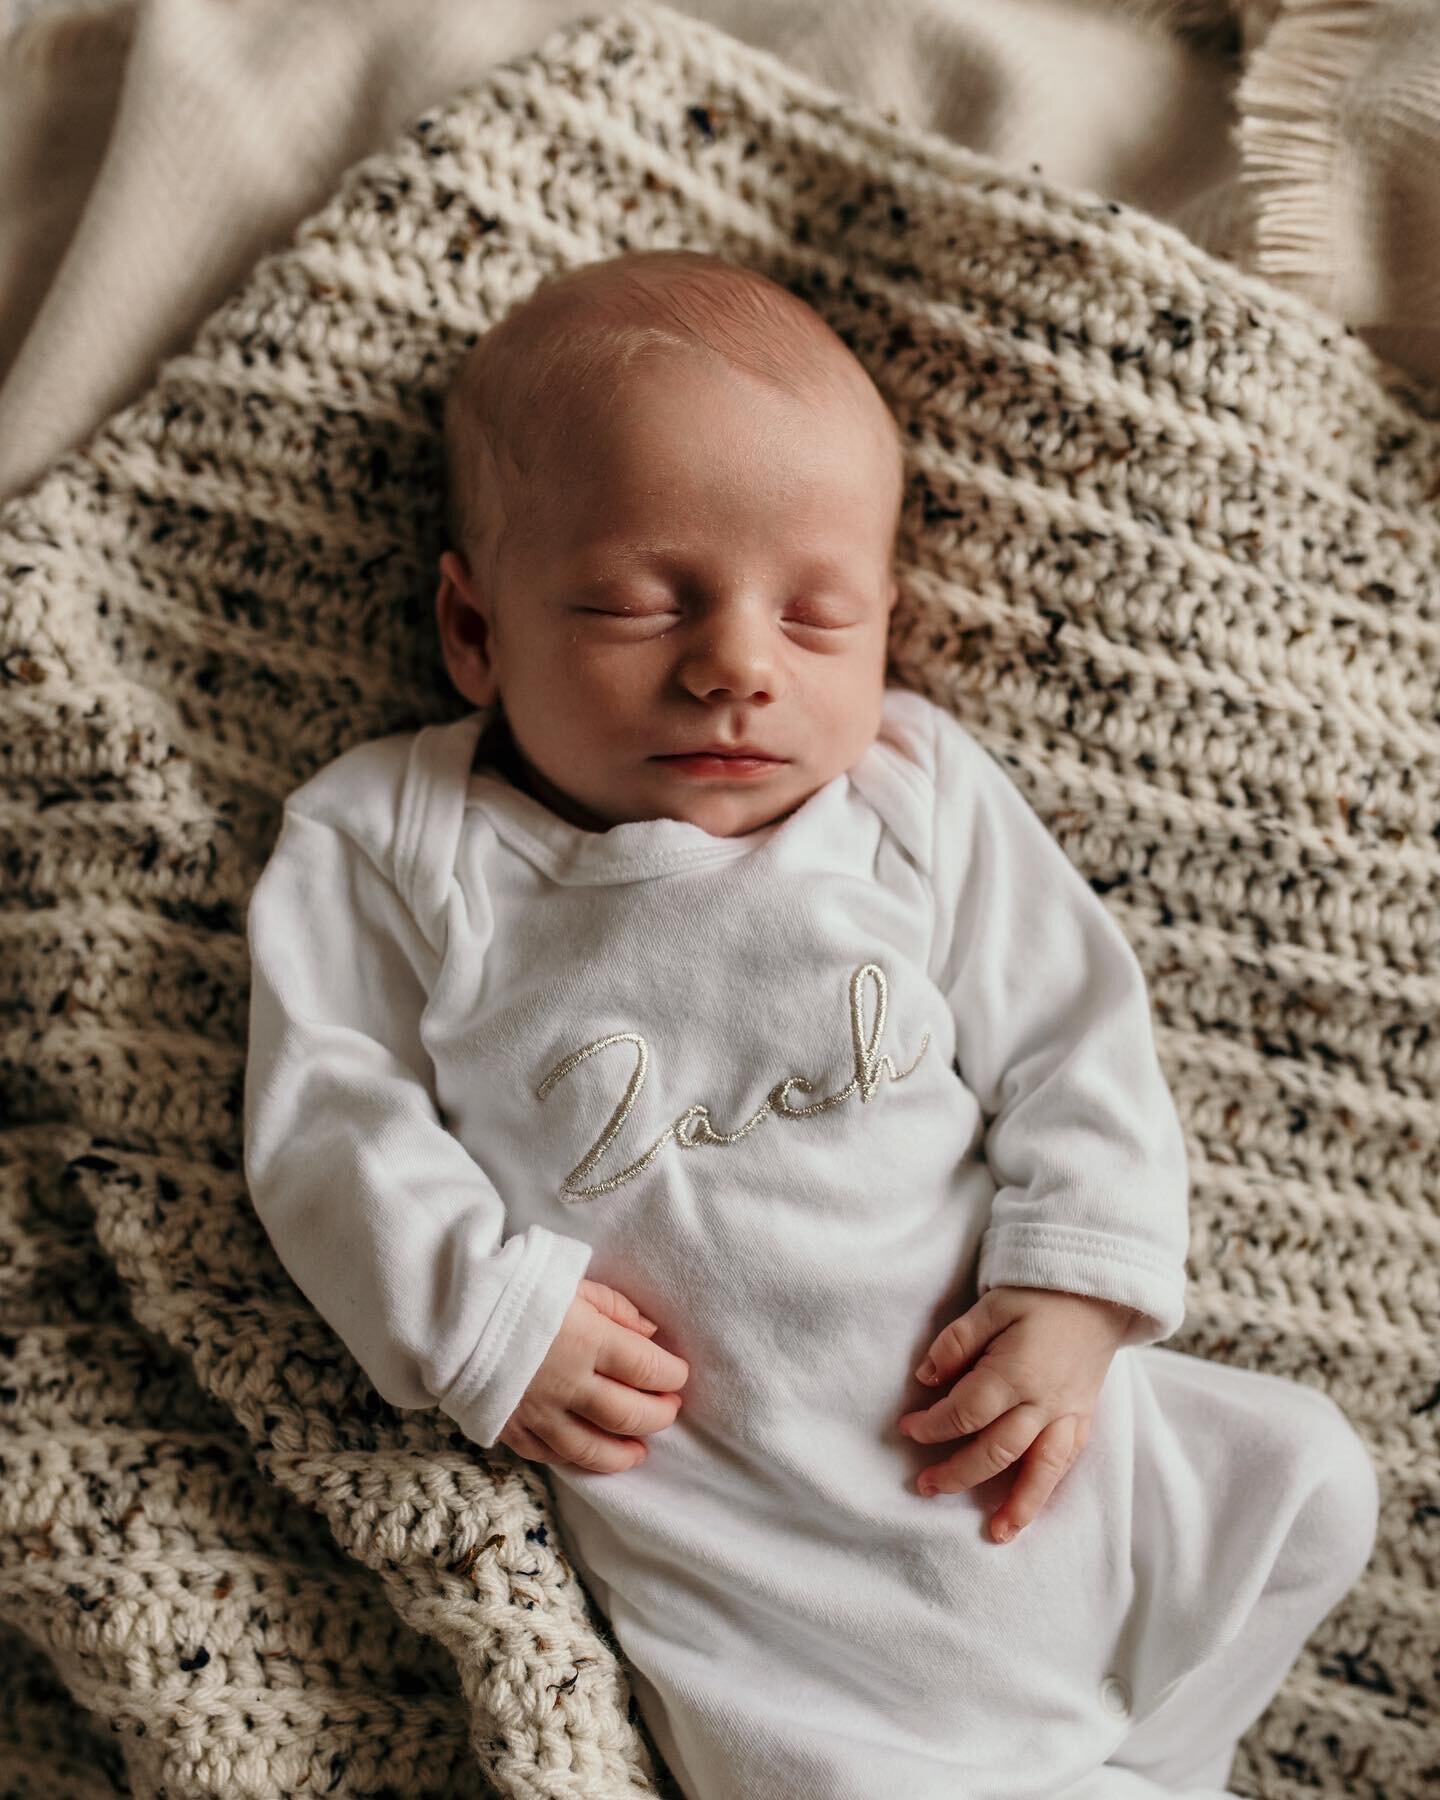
[567,545,854,584]
[567,546,669,576]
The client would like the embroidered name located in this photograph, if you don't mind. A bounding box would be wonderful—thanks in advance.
[536,961,930,1202]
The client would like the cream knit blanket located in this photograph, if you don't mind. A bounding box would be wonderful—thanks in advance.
[1,4,1437,1794]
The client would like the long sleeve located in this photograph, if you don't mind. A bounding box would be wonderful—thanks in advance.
[243,787,592,1448]
[927,709,1189,1347]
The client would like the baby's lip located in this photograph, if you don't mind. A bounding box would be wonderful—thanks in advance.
[654,744,786,760]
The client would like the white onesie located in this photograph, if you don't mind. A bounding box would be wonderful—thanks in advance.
[243,685,1377,1800]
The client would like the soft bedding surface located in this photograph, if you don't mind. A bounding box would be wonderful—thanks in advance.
[1,3,1438,1795]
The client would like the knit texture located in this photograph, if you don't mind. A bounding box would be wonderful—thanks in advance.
[1,3,1437,1794]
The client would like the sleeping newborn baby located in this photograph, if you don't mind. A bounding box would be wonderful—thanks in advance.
[243,249,1380,1800]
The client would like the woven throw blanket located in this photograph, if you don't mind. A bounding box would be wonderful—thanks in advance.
[2,3,1437,1794]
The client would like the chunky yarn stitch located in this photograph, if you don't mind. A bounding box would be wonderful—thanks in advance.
[1,4,1437,1794]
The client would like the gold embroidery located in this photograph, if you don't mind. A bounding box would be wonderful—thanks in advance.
[536,962,930,1202]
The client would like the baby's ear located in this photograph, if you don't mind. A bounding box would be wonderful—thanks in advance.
[435,550,498,706]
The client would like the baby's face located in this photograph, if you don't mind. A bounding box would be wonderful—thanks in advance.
[437,348,900,838]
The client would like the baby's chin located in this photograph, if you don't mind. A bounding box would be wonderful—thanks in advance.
[689,801,805,838]
[569,778,814,838]
[638,776,819,838]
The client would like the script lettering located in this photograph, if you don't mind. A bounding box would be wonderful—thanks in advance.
[536,962,930,1201]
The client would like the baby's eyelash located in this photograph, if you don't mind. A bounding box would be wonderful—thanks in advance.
[572,601,860,637]
[577,606,852,629]
[576,602,675,614]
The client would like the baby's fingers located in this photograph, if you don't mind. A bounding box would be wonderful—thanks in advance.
[578,1277,658,1335]
[572,1372,683,1442]
[595,1320,690,1395]
[990,1414,1082,1543]
[913,1295,993,1387]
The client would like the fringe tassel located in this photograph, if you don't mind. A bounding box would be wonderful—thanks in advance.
[1235,0,1379,308]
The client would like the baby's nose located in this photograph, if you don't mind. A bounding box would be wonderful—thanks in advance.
[680,611,779,701]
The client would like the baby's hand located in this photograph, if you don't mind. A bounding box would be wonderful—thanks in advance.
[499,1277,689,1474]
[897,1285,1136,1544]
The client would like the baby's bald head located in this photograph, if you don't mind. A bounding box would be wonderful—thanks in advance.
[441,249,904,591]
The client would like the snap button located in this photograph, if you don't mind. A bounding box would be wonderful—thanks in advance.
[1100,1676,1131,1717]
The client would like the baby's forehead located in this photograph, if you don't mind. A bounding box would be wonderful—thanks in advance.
[442,255,905,549]
[451,256,883,425]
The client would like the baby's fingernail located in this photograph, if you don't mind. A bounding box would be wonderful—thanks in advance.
[916,1359,936,1382]
[993,1519,1014,1543]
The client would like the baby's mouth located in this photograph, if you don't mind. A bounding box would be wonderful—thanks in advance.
[652,750,787,778]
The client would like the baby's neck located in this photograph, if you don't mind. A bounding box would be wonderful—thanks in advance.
[475,711,612,833]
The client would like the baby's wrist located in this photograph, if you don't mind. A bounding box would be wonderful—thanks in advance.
[1036,1288,1137,1338]
[1087,1296,1139,1341]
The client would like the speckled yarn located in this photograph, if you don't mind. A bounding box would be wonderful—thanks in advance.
[1,3,1437,1795]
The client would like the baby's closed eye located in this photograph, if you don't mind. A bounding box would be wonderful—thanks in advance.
[573,601,859,631]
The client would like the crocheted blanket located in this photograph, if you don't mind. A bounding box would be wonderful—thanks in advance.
[2,4,1436,1794]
